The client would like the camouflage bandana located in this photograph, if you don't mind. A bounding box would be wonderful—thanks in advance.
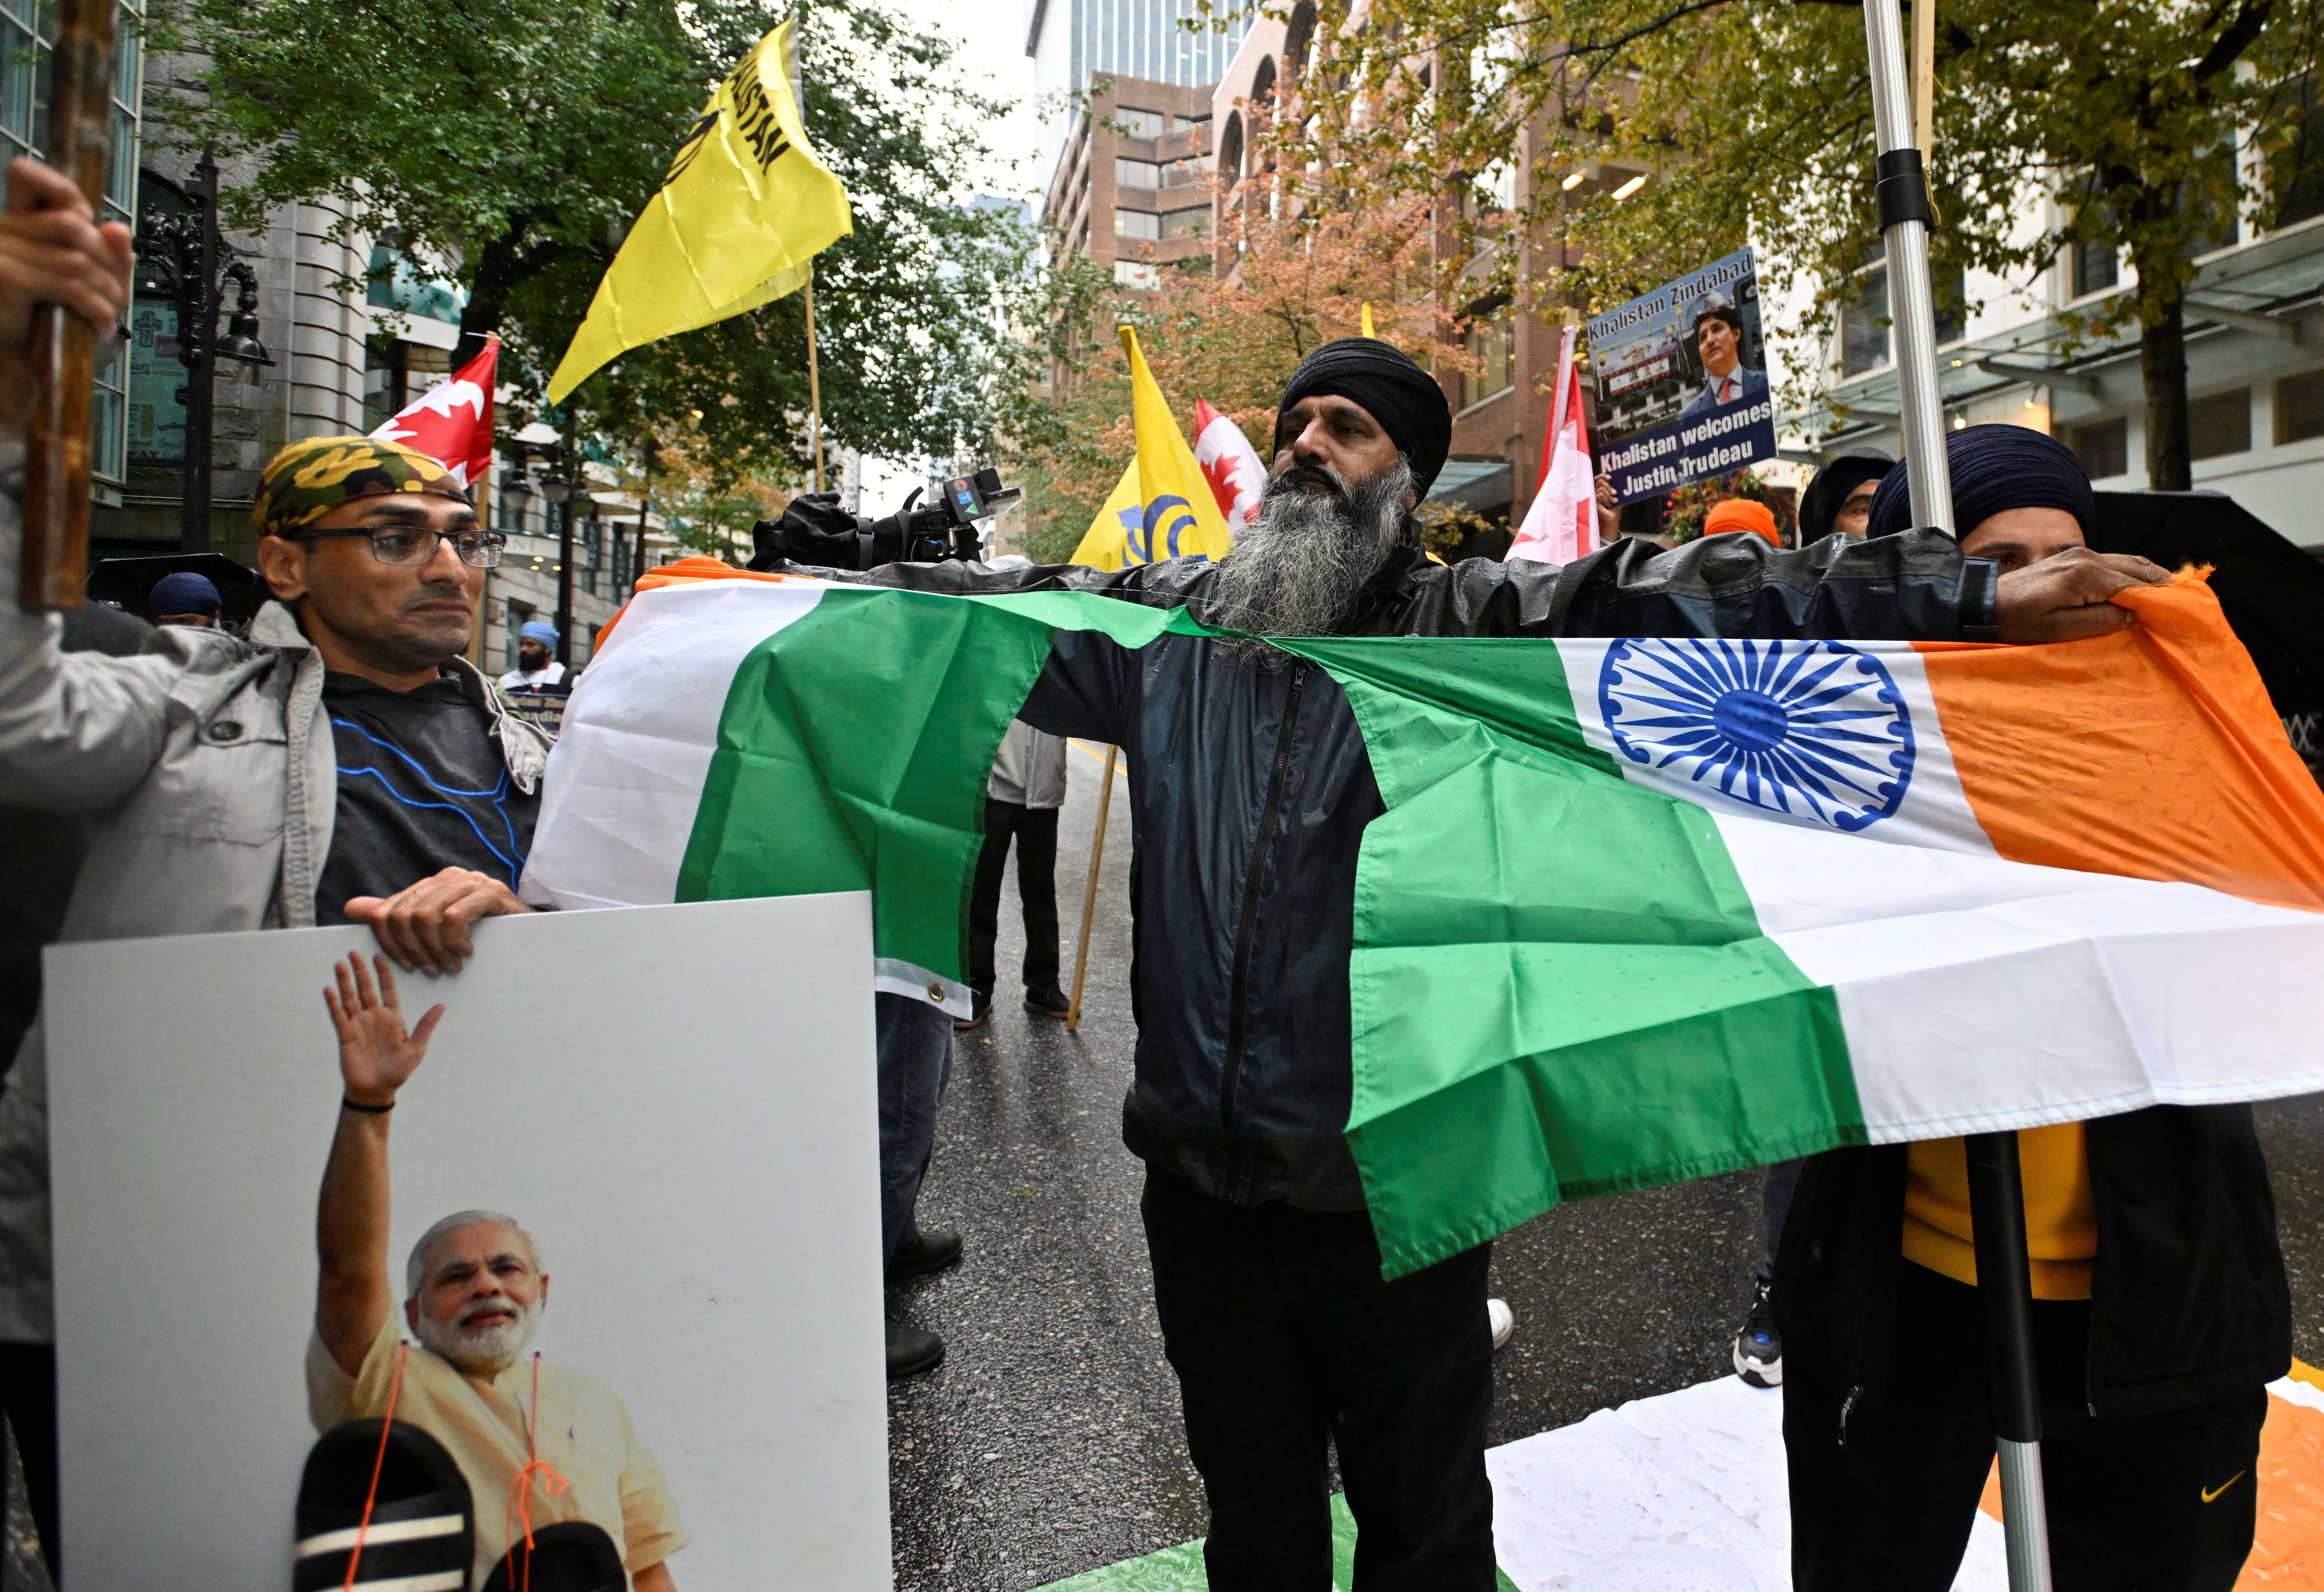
[252,436,471,537]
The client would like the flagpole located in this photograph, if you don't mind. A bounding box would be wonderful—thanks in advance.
[1065,744,1118,1032]
[805,265,826,494]
[1862,2,2048,1586]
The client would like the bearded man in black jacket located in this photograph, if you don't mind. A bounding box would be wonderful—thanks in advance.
[760,338,2163,1590]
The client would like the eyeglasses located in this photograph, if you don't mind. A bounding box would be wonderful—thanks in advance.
[300,527,507,569]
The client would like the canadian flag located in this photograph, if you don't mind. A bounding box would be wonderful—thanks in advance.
[1193,397,1267,532]
[1505,325,1597,565]
[370,334,498,490]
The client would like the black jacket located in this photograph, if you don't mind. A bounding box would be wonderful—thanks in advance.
[767,529,1999,1209]
[1774,1107,2291,1421]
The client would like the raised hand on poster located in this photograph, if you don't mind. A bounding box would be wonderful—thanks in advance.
[324,952,443,1109]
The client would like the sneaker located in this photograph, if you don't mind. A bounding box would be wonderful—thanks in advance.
[1488,1296,1515,1352]
[1733,1277,1782,1388]
[953,992,992,1032]
[886,1321,945,1381]
[1024,984,1070,1019]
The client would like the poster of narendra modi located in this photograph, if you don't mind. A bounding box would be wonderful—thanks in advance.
[41,897,890,1591]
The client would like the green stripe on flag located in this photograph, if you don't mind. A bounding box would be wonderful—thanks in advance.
[679,588,1194,988]
[1282,635,1865,1277]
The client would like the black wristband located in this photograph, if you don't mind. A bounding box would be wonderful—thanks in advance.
[341,1096,394,1115]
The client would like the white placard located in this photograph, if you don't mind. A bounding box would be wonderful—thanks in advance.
[44,894,890,1591]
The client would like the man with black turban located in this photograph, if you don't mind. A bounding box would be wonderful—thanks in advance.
[1777,422,2287,1592]
[1796,449,1894,544]
[759,340,2166,1589]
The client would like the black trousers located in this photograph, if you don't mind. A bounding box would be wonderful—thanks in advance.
[967,798,1060,1000]
[1140,1166,1497,1592]
[1787,1260,2266,1592]
[0,1342,57,1573]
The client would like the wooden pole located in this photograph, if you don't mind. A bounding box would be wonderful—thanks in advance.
[1912,0,1936,158]
[17,0,116,612]
[1065,744,1118,1032]
[804,268,825,494]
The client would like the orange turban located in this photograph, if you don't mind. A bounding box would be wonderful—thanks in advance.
[1703,498,1781,547]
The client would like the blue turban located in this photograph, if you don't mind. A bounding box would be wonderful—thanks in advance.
[149,571,222,614]
[1865,426,2095,543]
[519,621,559,646]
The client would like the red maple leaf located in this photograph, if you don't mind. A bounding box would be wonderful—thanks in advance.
[1199,450,1241,516]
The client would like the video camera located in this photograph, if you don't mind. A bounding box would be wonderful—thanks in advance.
[871,467,1024,563]
[750,466,1022,572]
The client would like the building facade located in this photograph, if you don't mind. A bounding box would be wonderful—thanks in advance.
[1789,178,2324,552]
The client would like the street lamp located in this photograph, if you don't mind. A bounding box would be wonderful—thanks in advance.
[135,149,274,553]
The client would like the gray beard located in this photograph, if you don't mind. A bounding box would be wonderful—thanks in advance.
[417,1295,541,1378]
[1205,457,1415,654]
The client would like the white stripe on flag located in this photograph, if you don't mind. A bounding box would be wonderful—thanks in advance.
[1562,638,1997,858]
[523,579,828,910]
[1716,813,2324,1137]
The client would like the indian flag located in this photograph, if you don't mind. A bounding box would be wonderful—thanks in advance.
[525,565,2324,1276]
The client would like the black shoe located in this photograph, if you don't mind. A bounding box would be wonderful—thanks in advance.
[953,993,991,1032]
[887,1227,964,1279]
[886,1321,945,1381]
[1023,984,1070,1019]
[1733,1276,1782,1388]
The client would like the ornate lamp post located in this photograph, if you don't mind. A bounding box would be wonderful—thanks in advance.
[135,150,273,552]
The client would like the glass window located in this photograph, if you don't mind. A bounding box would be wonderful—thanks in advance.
[1162,207,1207,240]
[2275,369,2324,444]
[126,295,180,464]
[1115,208,1159,240]
[2274,74,2324,229]
[2188,388,2251,460]
[1117,107,1164,138]
[1839,264,1889,377]
[2073,417,2129,480]
[1115,158,1161,189]
[1463,307,1513,409]
[503,598,534,671]
[2071,236,2118,297]
[1161,156,1204,187]
[3,0,142,481]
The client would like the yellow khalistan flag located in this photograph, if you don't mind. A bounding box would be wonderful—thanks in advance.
[546,19,851,402]
[1069,327,1236,569]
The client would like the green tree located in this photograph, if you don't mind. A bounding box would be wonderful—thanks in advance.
[163,0,1036,485]
[1315,0,2323,489]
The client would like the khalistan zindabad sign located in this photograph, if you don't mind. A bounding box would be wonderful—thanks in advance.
[1589,247,1778,506]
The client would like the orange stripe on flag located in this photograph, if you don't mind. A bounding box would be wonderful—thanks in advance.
[1920,577,2324,914]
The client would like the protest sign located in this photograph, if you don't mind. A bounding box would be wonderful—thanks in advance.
[1587,247,1777,506]
[45,895,888,1590]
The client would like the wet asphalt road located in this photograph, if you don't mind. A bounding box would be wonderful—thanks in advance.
[884,746,2324,1592]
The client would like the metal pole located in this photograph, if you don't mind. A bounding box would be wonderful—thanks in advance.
[1966,1132,2055,1592]
[635,435,656,587]
[1862,0,1953,534]
[1064,744,1118,1032]
[180,150,221,553]
[1865,3,2045,1581]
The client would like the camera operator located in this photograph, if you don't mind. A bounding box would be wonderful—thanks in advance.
[755,339,2166,1586]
